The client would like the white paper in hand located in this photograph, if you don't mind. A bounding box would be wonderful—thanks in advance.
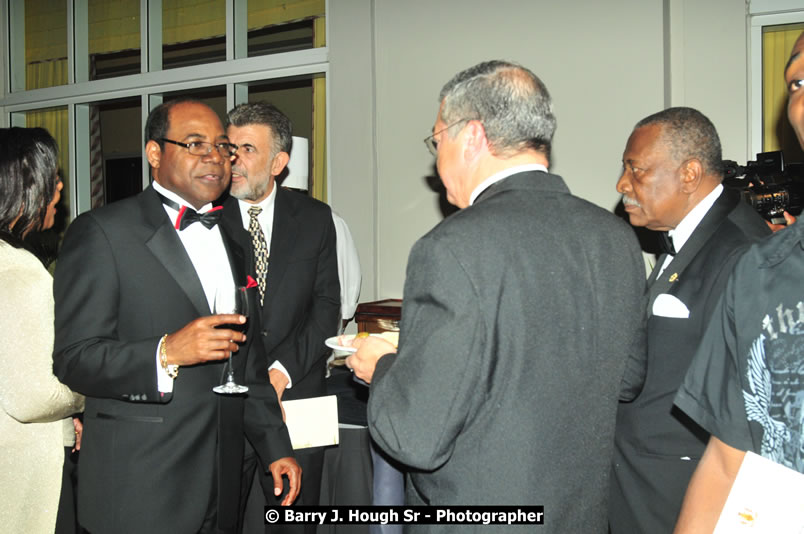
[283,395,339,450]
[713,451,804,533]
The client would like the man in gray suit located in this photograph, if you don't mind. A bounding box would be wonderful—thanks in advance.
[348,60,646,533]
[609,108,771,533]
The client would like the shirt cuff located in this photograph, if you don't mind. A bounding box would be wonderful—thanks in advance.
[156,343,175,393]
[269,360,292,389]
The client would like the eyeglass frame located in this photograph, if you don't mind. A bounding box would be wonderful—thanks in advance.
[423,118,471,156]
[159,137,238,157]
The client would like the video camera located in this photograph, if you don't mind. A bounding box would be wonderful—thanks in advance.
[722,150,803,224]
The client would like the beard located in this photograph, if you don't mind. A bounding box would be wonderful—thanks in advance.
[230,165,272,202]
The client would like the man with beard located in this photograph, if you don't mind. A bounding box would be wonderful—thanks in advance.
[222,102,340,533]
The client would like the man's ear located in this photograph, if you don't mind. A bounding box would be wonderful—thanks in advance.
[679,158,703,194]
[462,120,488,161]
[145,140,162,171]
[271,151,290,176]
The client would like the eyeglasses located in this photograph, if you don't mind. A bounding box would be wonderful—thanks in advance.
[159,138,238,157]
[423,119,470,157]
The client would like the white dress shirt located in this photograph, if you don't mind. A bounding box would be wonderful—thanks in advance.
[152,180,235,392]
[656,184,724,278]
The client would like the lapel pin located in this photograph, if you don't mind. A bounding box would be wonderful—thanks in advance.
[669,273,678,282]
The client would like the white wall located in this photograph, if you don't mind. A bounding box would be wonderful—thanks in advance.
[330,0,755,301]
[668,0,750,161]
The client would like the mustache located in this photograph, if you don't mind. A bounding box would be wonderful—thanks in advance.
[622,196,641,208]
[231,165,247,178]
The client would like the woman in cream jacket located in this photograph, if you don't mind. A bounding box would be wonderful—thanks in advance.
[0,127,84,533]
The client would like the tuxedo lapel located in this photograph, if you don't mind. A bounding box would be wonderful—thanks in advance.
[647,253,669,287]
[141,186,211,317]
[263,187,298,310]
[218,220,247,288]
[647,188,739,306]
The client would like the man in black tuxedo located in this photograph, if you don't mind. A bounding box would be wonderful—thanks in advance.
[609,107,771,533]
[348,60,647,533]
[53,99,300,534]
[223,102,340,533]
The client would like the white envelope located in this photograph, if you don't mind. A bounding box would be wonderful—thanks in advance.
[283,395,339,450]
[652,293,690,318]
[714,451,804,533]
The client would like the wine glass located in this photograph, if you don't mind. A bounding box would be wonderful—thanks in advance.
[212,285,250,394]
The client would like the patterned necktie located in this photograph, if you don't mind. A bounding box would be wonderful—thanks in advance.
[248,206,269,305]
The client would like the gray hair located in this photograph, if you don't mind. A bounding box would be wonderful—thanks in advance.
[439,60,556,158]
[635,107,723,178]
[226,101,292,156]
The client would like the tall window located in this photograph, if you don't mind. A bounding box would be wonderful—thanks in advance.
[1,0,329,230]
[761,23,804,160]
[749,9,804,163]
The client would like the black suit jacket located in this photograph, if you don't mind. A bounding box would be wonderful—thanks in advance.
[222,187,340,403]
[368,171,646,533]
[53,186,292,534]
[610,188,771,533]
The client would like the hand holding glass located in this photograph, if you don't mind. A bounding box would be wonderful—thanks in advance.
[212,286,249,394]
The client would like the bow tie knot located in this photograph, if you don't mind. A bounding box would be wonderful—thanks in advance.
[660,231,676,256]
[157,192,223,231]
[175,206,223,230]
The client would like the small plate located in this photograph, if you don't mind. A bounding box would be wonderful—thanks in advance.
[325,334,362,353]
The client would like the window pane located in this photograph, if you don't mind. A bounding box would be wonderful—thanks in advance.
[248,76,328,201]
[762,23,804,160]
[163,0,226,70]
[22,0,69,90]
[247,1,324,58]
[162,87,228,122]
[96,98,144,206]
[90,0,141,80]
[249,79,313,141]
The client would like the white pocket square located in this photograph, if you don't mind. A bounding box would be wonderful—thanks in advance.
[652,293,690,318]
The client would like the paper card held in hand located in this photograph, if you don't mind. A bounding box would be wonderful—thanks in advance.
[713,451,804,533]
[283,395,339,450]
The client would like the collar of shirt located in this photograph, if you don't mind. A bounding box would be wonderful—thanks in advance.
[151,180,233,313]
[237,183,278,249]
[668,183,723,253]
[469,163,548,206]
[153,180,215,224]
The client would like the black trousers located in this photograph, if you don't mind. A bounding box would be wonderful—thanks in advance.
[239,443,325,534]
[55,447,80,534]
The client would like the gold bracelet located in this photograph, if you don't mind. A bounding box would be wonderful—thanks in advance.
[159,334,179,379]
